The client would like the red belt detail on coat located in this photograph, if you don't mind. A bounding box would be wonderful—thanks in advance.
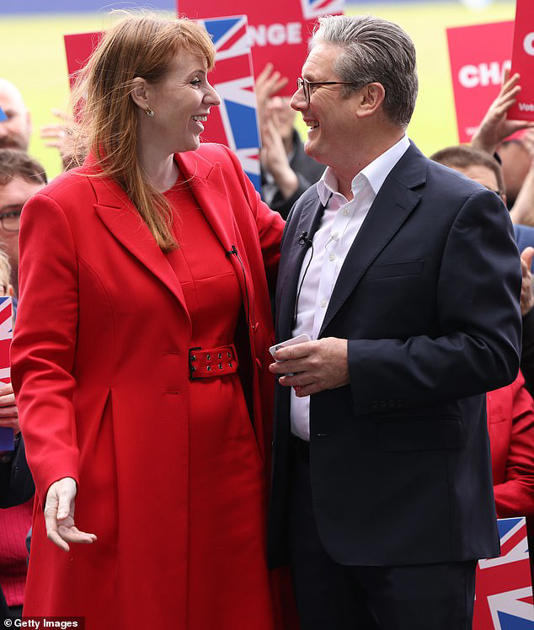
[188,344,239,380]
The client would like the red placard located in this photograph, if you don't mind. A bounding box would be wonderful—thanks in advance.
[64,31,103,88]
[447,21,513,143]
[176,0,344,97]
[508,0,534,121]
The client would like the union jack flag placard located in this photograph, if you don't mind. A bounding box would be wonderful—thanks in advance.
[196,15,260,191]
[178,0,345,97]
[299,0,344,20]
[0,296,13,450]
[474,517,534,629]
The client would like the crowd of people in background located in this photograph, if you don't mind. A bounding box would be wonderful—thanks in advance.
[0,10,533,629]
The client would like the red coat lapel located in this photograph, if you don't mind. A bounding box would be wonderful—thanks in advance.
[177,150,254,322]
[176,149,238,253]
[85,160,190,321]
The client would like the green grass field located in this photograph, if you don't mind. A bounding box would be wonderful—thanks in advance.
[0,2,516,179]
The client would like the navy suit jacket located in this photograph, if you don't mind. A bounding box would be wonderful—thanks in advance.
[268,142,522,568]
[0,437,34,509]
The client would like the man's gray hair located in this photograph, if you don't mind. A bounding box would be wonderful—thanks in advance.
[311,15,418,127]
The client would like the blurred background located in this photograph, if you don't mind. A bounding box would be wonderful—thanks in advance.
[1,0,516,178]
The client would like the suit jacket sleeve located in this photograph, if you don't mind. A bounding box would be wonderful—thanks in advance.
[0,437,35,508]
[10,193,80,505]
[347,188,521,411]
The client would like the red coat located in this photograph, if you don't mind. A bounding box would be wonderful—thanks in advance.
[487,371,534,518]
[11,144,285,628]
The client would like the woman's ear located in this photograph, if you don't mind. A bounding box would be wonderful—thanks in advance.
[130,77,150,111]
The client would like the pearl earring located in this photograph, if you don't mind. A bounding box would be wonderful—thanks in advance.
[145,107,155,118]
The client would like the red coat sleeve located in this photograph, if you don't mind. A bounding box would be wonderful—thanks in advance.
[220,145,285,288]
[493,373,534,517]
[10,192,80,505]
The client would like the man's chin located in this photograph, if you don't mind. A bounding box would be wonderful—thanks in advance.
[304,138,321,163]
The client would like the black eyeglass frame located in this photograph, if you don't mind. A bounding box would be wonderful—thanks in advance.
[296,77,358,105]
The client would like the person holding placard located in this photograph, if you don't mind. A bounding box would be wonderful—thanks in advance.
[11,13,286,630]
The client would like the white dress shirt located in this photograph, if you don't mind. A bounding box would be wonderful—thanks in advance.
[290,135,410,440]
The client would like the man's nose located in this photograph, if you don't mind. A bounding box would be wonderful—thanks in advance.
[290,88,306,112]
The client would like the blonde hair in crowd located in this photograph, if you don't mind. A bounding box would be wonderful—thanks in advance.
[72,13,216,250]
[0,250,11,292]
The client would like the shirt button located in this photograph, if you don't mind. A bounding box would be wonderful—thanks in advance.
[342,209,349,216]
[320,299,327,308]
[329,254,336,262]
[331,232,339,240]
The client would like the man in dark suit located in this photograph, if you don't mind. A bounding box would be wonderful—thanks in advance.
[268,14,522,630]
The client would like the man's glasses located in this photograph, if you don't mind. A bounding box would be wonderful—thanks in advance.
[296,77,357,106]
[0,205,22,232]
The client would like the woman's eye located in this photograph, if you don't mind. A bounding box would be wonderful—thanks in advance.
[190,78,201,87]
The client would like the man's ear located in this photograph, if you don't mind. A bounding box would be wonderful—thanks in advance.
[357,82,385,118]
[130,77,150,111]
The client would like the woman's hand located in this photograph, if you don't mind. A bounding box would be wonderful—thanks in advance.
[44,477,97,551]
[0,382,19,433]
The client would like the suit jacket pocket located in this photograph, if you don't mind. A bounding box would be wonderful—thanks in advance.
[365,260,424,280]
[377,415,464,451]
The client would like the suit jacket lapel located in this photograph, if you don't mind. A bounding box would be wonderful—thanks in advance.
[319,144,427,336]
[278,191,326,341]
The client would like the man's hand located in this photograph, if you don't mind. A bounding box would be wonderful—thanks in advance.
[269,337,349,397]
[509,129,534,226]
[471,70,534,155]
[40,109,81,170]
[255,63,288,125]
[0,382,19,433]
[521,247,534,315]
[260,115,299,199]
[44,477,97,552]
